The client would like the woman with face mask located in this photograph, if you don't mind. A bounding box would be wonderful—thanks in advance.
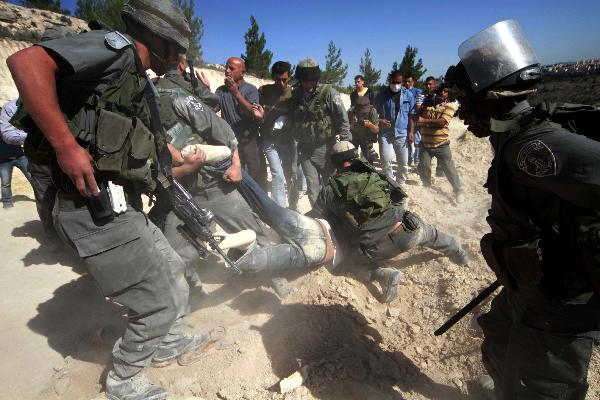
[373,70,417,185]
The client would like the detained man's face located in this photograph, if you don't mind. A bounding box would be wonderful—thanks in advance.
[272,71,290,91]
[301,79,318,94]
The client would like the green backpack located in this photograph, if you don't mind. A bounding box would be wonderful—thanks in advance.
[328,160,396,228]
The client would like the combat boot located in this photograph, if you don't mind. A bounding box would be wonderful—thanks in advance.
[371,267,402,303]
[151,332,210,367]
[105,371,166,400]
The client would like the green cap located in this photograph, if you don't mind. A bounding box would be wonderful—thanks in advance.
[122,0,191,52]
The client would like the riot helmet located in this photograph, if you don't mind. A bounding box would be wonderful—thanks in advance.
[446,20,541,98]
[121,0,191,52]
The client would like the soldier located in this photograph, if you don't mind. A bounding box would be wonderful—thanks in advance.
[7,1,212,399]
[445,19,600,399]
[309,141,469,302]
[289,58,351,205]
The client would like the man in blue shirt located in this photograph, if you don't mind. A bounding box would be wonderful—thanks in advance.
[404,74,423,167]
[0,99,32,208]
[375,70,416,185]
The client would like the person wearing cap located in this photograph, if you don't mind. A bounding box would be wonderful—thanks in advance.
[445,20,600,399]
[7,1,213,399]
[288,58,351,205]
[348,96,379,163]
[416,83,465,203]
[309,141,469,302]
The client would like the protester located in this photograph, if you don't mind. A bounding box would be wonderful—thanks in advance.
[0,100,33,208]
[404,74,423,166]
[416,83,465,203]
[375,70,416,185]
[216,57,268,191]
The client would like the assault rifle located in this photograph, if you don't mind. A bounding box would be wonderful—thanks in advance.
[434,280,500,336]
[168,177,241,274]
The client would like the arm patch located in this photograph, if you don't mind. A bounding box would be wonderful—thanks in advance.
[517,139,557,177]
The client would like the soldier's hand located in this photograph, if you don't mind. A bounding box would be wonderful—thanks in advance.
[223,162,242,183]
[197,70,211,90]
[55,142,99,197]
[380,119,392,129]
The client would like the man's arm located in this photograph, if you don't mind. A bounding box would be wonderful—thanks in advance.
[0,100,27,146]
[7,46,98,196]
[417,102,457,128]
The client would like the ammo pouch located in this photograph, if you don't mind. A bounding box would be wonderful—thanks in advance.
[481,233,544,291]
[94,109,155,189]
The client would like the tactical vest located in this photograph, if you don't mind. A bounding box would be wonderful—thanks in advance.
[13,32,157,193]
[290,84,334,145]
[328,159,396,229]
[481,103,600,300]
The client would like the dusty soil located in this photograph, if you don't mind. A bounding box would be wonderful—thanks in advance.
[3,119,599,400]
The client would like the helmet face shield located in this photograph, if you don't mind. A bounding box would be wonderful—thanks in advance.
[458,19,539,93]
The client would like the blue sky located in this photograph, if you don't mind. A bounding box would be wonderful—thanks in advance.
[24,0,600,85]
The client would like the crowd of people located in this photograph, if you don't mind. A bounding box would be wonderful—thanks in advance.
[4,1,600,400]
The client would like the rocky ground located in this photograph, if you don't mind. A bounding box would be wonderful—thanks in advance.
[4,119,599,400]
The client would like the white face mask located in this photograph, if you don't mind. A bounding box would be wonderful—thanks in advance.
[389,83,402,93]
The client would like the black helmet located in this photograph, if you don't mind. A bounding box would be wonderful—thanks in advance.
[121,0,191,52]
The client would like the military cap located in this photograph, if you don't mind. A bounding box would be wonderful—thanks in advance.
[121,0,191,52]
[296,58,321,81]
[331,141,358,164]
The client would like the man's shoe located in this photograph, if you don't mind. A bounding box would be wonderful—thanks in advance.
[315,218,341,268]
[105,371,166,400]
[181,144,231,165]
[371,268,402,303]
[456,191,465,204]
[449,247,470,266]
[151,332,210,367]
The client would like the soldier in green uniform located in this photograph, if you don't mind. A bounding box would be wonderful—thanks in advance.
[7,1,212,399]
[348,96,379,163]
[309,141,469,302]
[288,58,351,205]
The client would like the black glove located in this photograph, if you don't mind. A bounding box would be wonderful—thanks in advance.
[402,211,421,232]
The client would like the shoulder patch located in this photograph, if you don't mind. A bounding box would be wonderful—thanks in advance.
[105,31,132,50]
[517,139,557,177]
[333,95,343,106]
[185,95,204,111]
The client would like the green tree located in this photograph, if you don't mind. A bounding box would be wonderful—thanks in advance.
[391,61,399,71]
[22,0,70,14]
[176,0,204,63]
[359,48,381,88]
[321,41,348,88]
[75,0,125,31]
[241,16,272,78]
[398,45,427,82]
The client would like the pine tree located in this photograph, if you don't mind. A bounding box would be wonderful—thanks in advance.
[359,48,381,88]
[398,45,427,82]
[22,0,70,14]
[391,61,399,71]
[241,16,272,79]
[321,41,348,88]
[176,0,204,63]
[75,0,125,31]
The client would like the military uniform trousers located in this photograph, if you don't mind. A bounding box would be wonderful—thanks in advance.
[53,197,189,379]
[27,160,60,246]
[298,142,335,206]
[479,288,600,400]
[364,213,461,261]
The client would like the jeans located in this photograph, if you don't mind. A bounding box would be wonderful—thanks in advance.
[262,140,302,208]
[236,170,327,269]
[418,143,462,193]
[479,288,600,399]
[379,132,409,184]
[0,155,32,206]
[298,142,334,205]
[407,130,421,165]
